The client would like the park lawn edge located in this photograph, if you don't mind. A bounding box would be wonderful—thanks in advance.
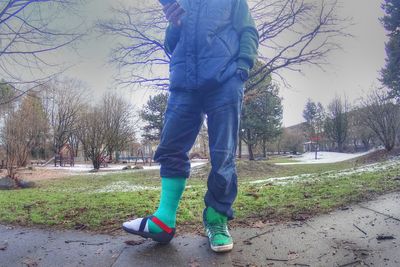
[0,160,399,234]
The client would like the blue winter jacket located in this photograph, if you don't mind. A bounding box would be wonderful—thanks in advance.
[164,0,259,91]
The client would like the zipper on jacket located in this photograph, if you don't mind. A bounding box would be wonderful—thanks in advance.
[194,0,202,88]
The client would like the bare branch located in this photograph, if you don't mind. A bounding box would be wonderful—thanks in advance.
[100,0,351,91]
[0,0,84,103]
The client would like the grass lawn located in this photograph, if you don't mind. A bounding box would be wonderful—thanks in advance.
[265,156,300,164]
[0,157,399,233]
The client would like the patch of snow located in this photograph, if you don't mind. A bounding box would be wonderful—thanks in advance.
[89,182,200,193]
[43,164,127,172]
[41,160,208,173]
[246,157,400,186]
[276,150,374,165]
[248,174,314,185]
[92,181,160,193]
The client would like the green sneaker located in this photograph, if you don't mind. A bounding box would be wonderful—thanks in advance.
[203,207,233,253]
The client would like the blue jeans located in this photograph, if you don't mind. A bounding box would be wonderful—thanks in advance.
[154,74,244,220]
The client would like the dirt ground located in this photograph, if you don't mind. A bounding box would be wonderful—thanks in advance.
[0,168,78,182]
[355,147,400,164]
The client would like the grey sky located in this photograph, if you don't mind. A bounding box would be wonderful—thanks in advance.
[61,0,388,127]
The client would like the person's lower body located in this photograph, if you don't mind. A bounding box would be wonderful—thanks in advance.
[122,75,244,252]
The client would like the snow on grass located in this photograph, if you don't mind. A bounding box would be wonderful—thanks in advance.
[246,157,400,186]
[276,150,374,165]
[42,161,208,173]
[92,181,160,193]
[89,182,201,194]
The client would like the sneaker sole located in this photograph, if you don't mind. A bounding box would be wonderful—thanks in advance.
[122,225,174,244]
[210,243,233,253]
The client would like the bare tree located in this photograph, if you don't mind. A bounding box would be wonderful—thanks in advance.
[43,78,86,162]
[250,0,350,89]
[324,96,349,152]
[77,93,137,170]
[0,0,84,102]
[281,128,305,154]
[103,92,137,161]
[360,89,400,152]
[76,105,107,170]
[0,94,48,181]
[98,0,349,90]
[348,108,375,151]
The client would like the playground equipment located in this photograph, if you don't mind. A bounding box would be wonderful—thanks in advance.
[118,148,154,166]
[99,155,111,168]
[42,144,75,167]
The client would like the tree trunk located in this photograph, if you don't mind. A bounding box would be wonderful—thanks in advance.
[362,139,370,151]
[246,129,255,160]
[385,142,394,152]
[93,159,101,170]
[238,138,242,159]
[338,142,344,153]
[248,143,254,160]
[262,139,267,158]
[353,139,358,151]
[314,142,318,160]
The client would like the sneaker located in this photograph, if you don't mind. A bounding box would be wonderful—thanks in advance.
[122,215,175,244]
[203,207,233,252]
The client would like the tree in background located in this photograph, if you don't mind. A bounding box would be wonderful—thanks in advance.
[348,108,376,151]
[76,93,136,170]
[0,80,16,114]
[360,89,400,151]
[0,94,48,181]
[140,92,168,142]
[76,106,107,170]
[241,62,283,160]
[324,96,350,152]
[259,83,283,157]
[280,128,305,155]
[302,99,325,156]
[43,78,86,163]
[103,92,137,161]
[380,0,400,100]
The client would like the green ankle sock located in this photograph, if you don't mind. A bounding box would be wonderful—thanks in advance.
[148,177,186,233]
[206,207,227,224]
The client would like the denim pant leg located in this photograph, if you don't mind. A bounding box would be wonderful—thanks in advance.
[204,75,244,220]
[154,90,204,179]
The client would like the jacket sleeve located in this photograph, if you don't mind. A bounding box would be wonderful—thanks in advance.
[164,23,182,55]
[232,0,259,73]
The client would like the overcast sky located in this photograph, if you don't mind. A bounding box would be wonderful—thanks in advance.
[61,0,388,127]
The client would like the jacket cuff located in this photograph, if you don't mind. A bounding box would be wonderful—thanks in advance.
[237,58,251,74]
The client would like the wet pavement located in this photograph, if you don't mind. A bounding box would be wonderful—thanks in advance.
[1,192,399,267]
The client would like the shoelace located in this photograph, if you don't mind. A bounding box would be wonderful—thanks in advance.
[207,223,229,237]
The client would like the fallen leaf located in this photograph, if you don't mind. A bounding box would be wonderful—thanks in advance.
[22,259,38,267]
[292,213,311,221]
[377,235,395,241]
[74,223,87,230]
[188,258,200,267]
[0,242,8,251]
[243,240,253,245]
[124,240,145,246]
[253,220,266,228]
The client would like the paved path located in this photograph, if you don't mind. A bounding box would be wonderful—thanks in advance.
[1,192,399,267]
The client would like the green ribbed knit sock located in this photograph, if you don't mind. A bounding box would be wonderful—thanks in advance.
[148,177,186,233]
